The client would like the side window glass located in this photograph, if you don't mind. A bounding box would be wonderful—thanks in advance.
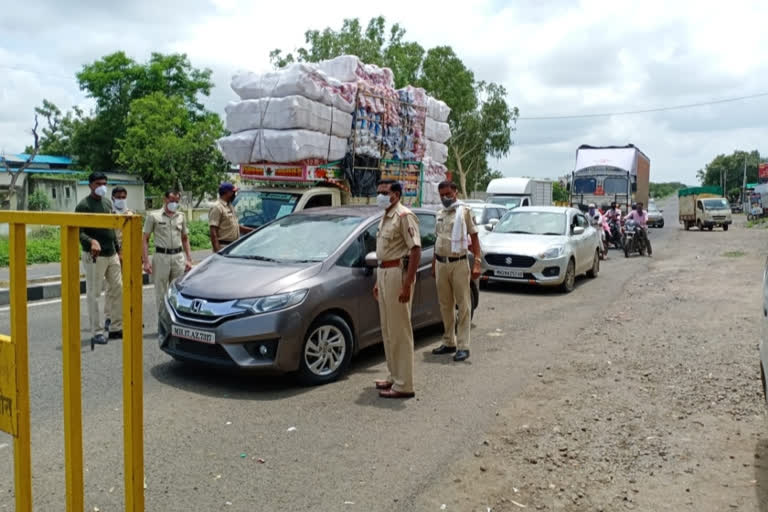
[487,209,499,221]
[363,223,378,255]
[337,236,364,268]
[305,194,333,209]
[576,214,588,229]
[417,214,437,248]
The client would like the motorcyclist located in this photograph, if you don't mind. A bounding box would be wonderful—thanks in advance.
[586,203,607,259]
[605,202,623,222]
[624,202,652,256]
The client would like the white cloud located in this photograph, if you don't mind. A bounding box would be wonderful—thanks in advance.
[0,0,766,185]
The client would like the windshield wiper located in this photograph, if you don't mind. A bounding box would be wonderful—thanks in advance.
[507,230,532,234]
[542,232,563,236]
[235,255,281,263]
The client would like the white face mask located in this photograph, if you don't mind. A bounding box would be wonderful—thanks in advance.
[167,202,179,213]
[376,194,391,209]
[94,185,107,197]
[113,199,126,211]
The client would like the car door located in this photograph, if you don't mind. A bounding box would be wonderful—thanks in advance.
[337,221,382,348]
[413,212,439,327]
[574,213,591,272]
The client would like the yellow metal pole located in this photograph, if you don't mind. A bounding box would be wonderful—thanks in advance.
[9,223,32,512]
[61,226,84,511]
[122,217,144,511]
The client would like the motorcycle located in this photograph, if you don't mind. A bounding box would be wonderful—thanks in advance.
[606,218,623,250]
[622,219,649,258]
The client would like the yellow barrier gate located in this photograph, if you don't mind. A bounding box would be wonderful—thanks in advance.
[0,212,144,511]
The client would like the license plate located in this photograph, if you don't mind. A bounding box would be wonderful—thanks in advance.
[172,324,215,344]
[494,269,524,278]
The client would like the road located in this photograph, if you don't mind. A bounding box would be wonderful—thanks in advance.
[0,200,721,511]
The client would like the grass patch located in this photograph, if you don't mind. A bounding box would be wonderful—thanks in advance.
[0,221,211,267]
[722,250,746,258]
[747,217,768,228]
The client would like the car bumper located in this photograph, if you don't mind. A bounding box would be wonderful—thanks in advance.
[158,297,307,373]
[702,219,732,226]
[481,254,568,286]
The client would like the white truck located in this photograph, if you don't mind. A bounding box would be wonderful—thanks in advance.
[232,162,422,229]
[485,177,554,209]
[678,186,732,231]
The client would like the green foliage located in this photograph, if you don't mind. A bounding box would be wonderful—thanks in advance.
[649,182,687,199]
[553,181,569,202]
[270,17,518,196]
[27,189,51,211]
[187,221,211,250]
[116,93,228,201]
[697,150,762,194]
[35,52,214,172]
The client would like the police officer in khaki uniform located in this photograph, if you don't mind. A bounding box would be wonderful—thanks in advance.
[142,190,193,317]
[373,180,422,399]
[209,182,253,252]
[430,181,482,362]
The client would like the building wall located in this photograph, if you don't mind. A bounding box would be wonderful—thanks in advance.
[30,179,78,211]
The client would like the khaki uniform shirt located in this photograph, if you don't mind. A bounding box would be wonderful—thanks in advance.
[208,199,239,242]
[143,209,188,250]
[435,206,478,258]
[376,202,421,262]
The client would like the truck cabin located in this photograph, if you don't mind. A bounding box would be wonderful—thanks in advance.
[487,195,529,209]
[698,198,729,212]
[569,166,635,212]
[233,187,335,229]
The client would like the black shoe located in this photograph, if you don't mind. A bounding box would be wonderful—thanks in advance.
[432,345,457,355]
[108,330,123,340]
[90,334,107,351]
[453,350,470,362]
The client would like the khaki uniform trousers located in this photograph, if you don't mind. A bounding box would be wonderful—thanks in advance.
[82,252,122,337]
[377,266,416,394]
[153,252,186,316]
[436,258,472,350]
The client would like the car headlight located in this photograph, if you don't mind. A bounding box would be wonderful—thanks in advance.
[167,281,178,307]
[235,289,308,314]
[539,245,565,259]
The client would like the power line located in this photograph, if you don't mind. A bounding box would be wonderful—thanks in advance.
[518,92,768,120]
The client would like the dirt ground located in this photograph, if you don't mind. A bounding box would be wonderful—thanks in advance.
[414,215,768,511]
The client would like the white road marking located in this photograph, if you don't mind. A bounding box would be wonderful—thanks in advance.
[0,284,154,312]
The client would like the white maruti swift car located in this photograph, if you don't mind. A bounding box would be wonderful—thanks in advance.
[480,206,602,293]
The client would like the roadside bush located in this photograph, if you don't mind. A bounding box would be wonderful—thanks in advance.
[188,221,210,250]
[27,190,52,211]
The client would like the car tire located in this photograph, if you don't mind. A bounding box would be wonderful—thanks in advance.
[587,249,599,278]
[659,219,664,228]
[697,220,703,231]
[723,224,729,231]
[297,314,354,386]
[560,259,576,293]
[708,225,714,231]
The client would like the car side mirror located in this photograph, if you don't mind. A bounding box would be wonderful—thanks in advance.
[660,209,664,213]
[573,226,585,235]
[364,251,378,268]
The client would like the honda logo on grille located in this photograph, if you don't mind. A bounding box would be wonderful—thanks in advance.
[190,299,207,313]
[505,257,513,266]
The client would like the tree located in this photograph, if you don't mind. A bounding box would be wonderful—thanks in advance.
[553,181,569,203]
[27,189,51,211]
[699,150,762,194]
[116,93,228,205]
[270,17,518,197]
[2,115,40,209]
[25,100,82,156]
[73,52,214,171]
[649,182,687,199]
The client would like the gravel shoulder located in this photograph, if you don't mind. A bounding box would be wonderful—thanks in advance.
[412,214,768,511]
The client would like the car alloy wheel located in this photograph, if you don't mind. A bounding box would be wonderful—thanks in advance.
[560,260,576,293]
[298,314,353,385]
[587,249,599,278]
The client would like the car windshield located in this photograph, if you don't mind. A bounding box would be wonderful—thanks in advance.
[703,198,729,210]
[488,197,521,209]
[494,211,566,235]
[226,214,364,263]
[233,190,303,228]
[648,204,659,213]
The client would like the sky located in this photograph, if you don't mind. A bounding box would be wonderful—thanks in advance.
[1,0,766,186]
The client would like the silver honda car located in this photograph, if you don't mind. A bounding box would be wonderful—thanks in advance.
[159,206,479,384]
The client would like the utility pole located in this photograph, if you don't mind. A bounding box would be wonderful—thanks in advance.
[743,155,748,207]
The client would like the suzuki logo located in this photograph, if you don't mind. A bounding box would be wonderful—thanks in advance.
[505,257,513,266]
[191,299,206,313]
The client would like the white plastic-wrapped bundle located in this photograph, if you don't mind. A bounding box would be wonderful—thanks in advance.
[217,129,348,164]
[425,140,449,165]
[231,64,356,113]
[422,157,448,183]
[421,181,441,206]
[316,55,395,88]
[425,117,451,144]
[427,96,451,123]
[225,97,353,138]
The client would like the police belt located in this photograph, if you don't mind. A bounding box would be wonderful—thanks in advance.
[435,254,467,263]
[155,247,183,255]
[379,257,409,269]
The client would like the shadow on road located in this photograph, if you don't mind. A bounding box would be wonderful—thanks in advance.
[755,439,768,511]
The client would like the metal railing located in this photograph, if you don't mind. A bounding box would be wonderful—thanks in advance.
[0,211,144,511]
